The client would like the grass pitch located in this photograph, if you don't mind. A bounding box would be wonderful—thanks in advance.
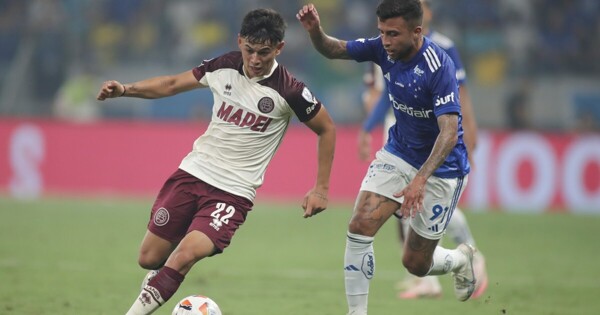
[1,197,599,315]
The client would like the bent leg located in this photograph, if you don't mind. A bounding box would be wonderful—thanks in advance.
[402,228,439,277]
[446,207,488,298]
[348,191,400,236]
[126,231,216,315]
[138,230,177,270]
[164,230,216,275]
[403,228,466,277]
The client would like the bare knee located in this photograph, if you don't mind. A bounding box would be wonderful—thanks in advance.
[138,252,166,270]
[348,215,373,236]
[138,230,175,270]
[348,194,395,236]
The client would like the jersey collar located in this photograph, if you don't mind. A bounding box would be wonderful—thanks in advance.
[243,59,279,82]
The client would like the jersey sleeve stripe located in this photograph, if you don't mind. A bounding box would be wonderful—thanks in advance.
[429,47,442,69]
[424,47,441,73]
[426,47,441,69]
[424,52,435,72]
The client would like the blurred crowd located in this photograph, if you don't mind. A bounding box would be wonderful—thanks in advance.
[432,0,600,75]
[0,0,599,130]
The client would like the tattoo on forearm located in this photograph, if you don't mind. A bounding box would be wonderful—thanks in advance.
[311,31,349,59]
[417,115,457,178]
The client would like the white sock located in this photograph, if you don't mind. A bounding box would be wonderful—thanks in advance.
[344,232,375,315]
[125,286,165,315]
[446,208,476,246]
[427,246,467,276]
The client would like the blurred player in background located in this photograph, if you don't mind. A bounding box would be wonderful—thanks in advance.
[299,1,478,313]
[357,0,487,300]
[97,8,336,315]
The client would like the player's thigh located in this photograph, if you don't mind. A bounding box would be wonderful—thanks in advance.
[360,149,412,204]
[138,229,177,267]
[141,169,205,265]
[409,175,468,240]
[147,169,205,242]
[187,186,253,256]
[352,150,408,235]
[349,190,400,236]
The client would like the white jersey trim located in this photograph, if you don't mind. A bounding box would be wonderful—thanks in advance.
[424,46,441,73]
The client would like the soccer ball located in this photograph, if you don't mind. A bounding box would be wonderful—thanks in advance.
[171,295,222,315]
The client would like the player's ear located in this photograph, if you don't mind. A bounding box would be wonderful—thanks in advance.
[237,34,244,48]
[413,25,422,37]
[275,41,285,55]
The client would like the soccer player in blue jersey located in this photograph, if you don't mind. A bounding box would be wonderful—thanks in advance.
[298,0,477,313]
[358,0,488,300]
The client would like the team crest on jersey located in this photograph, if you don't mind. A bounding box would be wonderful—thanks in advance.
[414,65,424,76]
[257,97,274,113]
[302,87,316,104]
[154,207,170,226]
[384,72,391,82]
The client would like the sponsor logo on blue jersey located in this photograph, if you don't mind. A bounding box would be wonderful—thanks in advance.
[392,98,433,118]
[413,65,425,76]
[435,92,456,107]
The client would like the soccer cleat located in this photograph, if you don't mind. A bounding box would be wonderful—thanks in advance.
[397,276,442,299]
[140,269,159,291]
[471,251,489,299]
[452,244,476,301]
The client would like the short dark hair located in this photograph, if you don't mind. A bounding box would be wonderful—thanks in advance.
[376,0,423,27]
[240,8,286,45]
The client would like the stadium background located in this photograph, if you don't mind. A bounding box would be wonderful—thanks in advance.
[0,0,599,212]
[1,1,600,315]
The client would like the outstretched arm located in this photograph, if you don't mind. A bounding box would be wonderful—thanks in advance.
[301,105,336,218]
[96,70,204,101]
[297,3,351,60]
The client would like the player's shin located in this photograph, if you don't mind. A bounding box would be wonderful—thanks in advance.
[344,232,375,315]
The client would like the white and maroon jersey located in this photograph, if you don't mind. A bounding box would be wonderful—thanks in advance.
[179,51,321,201]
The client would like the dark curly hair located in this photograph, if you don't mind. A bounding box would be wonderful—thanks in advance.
[240,8,286,45]
[376,0,423,28]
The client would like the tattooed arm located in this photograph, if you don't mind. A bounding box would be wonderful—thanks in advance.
[394,114,459,217]
[297,3,351,60]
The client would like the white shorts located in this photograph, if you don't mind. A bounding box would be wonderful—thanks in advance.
[360,149,468,240]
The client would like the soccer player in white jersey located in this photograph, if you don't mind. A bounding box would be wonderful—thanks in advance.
[358,0,488,300]
[97,8,336,315]
[298,1,477,313]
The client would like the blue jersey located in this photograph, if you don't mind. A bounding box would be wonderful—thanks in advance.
[362,31,467,131]
[348,36,470,178]
[428,30,466,85]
